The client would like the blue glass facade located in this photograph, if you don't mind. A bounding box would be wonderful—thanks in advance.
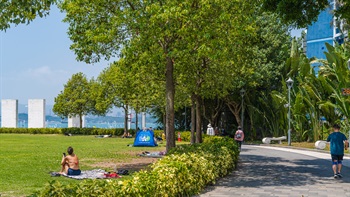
[306,1,334,74]
[306,7,333,42]
[306,39,333,59]
[306,8,334,59]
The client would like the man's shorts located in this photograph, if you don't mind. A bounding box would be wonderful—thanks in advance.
[68,168,81,175]
[331,154,344,161]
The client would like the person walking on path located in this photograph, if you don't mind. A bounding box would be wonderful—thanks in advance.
[234,126,244,151]
[326,124,348,178]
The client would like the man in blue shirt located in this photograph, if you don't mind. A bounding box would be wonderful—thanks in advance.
[327,124,348,178]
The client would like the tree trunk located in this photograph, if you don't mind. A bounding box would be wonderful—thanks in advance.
[135,111,138,131]
[165,57,175,152]
[163,112,166,131]
[195,95,202,143]
[202,98,223,128]
[226,100,241,126]
[191,95,196,144]
[123,105,129,135]
[79,114,83,128]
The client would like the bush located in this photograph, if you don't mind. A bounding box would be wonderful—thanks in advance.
[32,136,239,197]
[153,130,198,142]
[0,128,136,136]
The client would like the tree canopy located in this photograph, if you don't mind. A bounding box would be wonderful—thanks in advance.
[59,0,258,150]
[53,72,93,127]
[5,0,350,144]
[262,0,350,28]
[0,0,55,30]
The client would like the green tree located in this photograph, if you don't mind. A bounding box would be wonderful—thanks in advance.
[335,0,350,25]
[262,0,350,29]
[224,11,291,137]
[59,0,257,150]
[53,72,93,128]
[171,0,255,143]
[94,58,155,134]
[95,61,132,134]
[318,43,350,131]
[0,0,55,30]
[262,0,329,28]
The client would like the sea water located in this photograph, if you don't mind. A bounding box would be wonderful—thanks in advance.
[7,121,158,129]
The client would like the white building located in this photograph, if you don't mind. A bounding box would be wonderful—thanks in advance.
[68,115,85,128]
[1,99,18,128]
[28,99,46,128]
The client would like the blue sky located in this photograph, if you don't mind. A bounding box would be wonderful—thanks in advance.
[0,6,303,106]
[0,6,110,105]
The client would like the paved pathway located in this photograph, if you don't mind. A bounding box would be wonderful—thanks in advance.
[199,145,350,197]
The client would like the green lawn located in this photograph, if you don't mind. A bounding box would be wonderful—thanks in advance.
[273,141,333,152]
[0,134,167,196]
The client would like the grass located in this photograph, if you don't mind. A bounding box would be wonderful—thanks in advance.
[0,134,170,197]
[273,141,331,151]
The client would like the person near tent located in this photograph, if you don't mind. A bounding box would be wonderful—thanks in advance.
[206,124,214,136]
[214,127,219,135]
[122,131,132,138]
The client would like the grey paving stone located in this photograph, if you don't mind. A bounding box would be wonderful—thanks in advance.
[198,145,350,197]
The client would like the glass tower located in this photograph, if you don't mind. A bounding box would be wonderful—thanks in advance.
[306,1,335,74]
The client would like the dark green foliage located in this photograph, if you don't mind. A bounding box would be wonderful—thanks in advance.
[262,0,329,28]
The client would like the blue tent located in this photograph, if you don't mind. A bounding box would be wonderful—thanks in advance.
[133,130,158,147]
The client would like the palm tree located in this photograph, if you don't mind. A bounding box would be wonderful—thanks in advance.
[317,43,350,132]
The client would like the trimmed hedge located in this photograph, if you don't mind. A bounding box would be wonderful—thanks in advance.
[31,136,239,197]
[154,130,211,142]
[0,128,136,136]
[0,128,196,142]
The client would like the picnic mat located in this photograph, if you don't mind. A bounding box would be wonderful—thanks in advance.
[137,151,166,158]
[62,169,112,180]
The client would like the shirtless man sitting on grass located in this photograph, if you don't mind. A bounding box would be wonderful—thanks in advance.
[60,146,81,175]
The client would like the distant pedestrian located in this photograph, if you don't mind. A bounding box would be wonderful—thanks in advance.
[234,126,244,151]
[206,124,214,136]
[326,124,348,178]
[221,128,226,136]
[214,127,219,135]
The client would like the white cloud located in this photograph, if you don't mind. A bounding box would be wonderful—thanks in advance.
[22,66,68,78]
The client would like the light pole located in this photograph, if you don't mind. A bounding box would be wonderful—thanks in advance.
[240,89,245,130]
[286,78,294,146]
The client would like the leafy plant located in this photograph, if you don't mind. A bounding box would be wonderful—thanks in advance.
[33,136,239,197]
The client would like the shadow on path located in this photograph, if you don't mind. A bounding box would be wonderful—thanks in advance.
[201,145,350,195]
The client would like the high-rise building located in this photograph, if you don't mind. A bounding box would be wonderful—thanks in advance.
[306,0,348,73]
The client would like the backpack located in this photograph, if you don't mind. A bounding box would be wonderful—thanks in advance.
[235,132,242,139]
[117,169,129,175]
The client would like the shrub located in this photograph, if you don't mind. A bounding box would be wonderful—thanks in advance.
[0,128,136,136]
[153,130,199,142]
[32,136,239,197]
